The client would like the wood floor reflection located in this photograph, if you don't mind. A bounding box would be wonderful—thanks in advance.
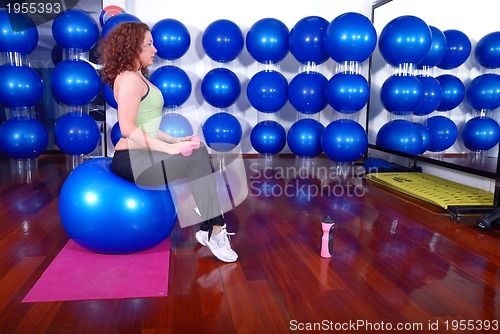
[0,155,499,333]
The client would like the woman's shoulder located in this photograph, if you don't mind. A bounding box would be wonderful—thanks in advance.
[115,71,142,87]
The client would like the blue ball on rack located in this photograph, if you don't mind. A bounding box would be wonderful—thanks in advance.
[0,65,43,108]
[247,70,288,113]
[151,18,190,60]
[289,16,329,65]
[246,18,289,64]
[202,19,244,63]
[461,116,500,152]
[288,71,328,114]
[322,119,368,162]
[202,112,242,152]
[50,60,101,106]
[287,118,325,158]
[53,112,100,155]
[250,120,286,155]
[52,9,99,51]
[150,65,192,109]
[0,10,38,54]
[201,68,240,109]
[0,117,48,159]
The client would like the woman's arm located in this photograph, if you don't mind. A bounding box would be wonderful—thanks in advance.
[114,72,197,155]
[157,130,192,144]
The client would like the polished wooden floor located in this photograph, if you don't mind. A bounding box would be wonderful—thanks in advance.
[0,155,499,334]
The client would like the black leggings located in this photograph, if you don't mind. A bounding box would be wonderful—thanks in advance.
[111,144,223,231]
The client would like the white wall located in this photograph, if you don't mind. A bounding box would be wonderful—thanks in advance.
[103,0,373,156]
[369,0,500,157]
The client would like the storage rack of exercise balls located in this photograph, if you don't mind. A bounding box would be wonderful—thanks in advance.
[0,10,47,181]
[376,15,500,160]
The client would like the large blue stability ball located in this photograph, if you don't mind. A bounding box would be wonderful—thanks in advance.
[250,120,286,155]
[58,158,177,254]
[465,73,500,112]
[435,74,465,111]
[0,10,38,54]
[326,72,369,114]
[247,70,288,113]
[425,115,458,152]
[101,13,141,39]
[461,116,500,152]
[102,82,118,109]
[324,12,377,63]
[202,112,242,152]
[50,60,101,106]
[380,74,423,115]
[159,113,193,138]
[288,71,327,114]
[246,18,289,64]
[289,16,329,65]
[417,26,447,69]
[202,19,244,63]
[376,119,423,155]
[413,75,442,116]
[287,118,325,158]
[53,112,100,155]
[437,29,471,70]
[151,18,190,60]
[201,68,240,109]
[321,119,368,162]
[0,117,48,159]
[0,65,43,108]
[52,9,99,51]
[475,31,500,69]
[150,65,192,108]
[378,15,432,67]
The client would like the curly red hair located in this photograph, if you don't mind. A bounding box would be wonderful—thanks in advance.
[97,21,151,87]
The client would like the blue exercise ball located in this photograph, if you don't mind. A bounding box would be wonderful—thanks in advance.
[0,10,38,54]
[250,120,286,155]
[288,71,327,114]
[0,65,43,108]
[201,68,240,109]
[58,158,177,254]
[413,75,442,116]
[435,74,465,111]
[437,29,471,70]
[52,9,99,51]
[461,116,500,151]
[378,15,431,67]
[102,82,118,109]
[324,12,377,63]
[417,26,447,69]
[465,73,500,112]
[380,74,423,115]
[247,70,288,113]
[289,16,329,65]
[321,119,367,162]
[50,60,101,106]
[0,117,48,159]
[475,31,500,69]
[53,112,100,155]
[246,18,289,64]
[151,18,190,60]
[326,72,369,114]
[202,19,244,63]
[414,122,432,154]
[426,115,458,152]
[110,122,121,146]
[376,119,423,155]
[150,65,191,108]
[287,118,325,158]
[101,13,141,39]
[159,113,193,138]
[202,112,242,152]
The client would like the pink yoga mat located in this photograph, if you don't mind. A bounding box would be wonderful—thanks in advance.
[23,238,171,302]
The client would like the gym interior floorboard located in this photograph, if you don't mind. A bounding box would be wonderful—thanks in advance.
[0,155,499,333]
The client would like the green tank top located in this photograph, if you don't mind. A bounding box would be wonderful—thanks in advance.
[135,82,164,138]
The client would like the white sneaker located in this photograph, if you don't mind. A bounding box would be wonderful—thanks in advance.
[195,225,238,263]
